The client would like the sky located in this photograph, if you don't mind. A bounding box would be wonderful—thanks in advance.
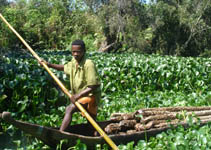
[7,0,152,3]
[145,0,153,4]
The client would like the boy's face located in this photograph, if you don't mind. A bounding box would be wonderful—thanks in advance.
[71,45,85,62]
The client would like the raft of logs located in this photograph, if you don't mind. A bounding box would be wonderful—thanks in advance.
[104,106,211,135]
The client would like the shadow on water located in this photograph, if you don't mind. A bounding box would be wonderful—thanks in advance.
[0,129,28,150]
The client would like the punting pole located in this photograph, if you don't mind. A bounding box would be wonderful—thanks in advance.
[0,13,119,150]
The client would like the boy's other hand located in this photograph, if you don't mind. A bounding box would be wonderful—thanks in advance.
[70,94,80,104]
[70,96,76,104]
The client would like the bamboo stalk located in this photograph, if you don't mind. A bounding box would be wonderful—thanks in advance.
[140,109,211,117]
[187,110,211,116]
[154,120,181,128]
[106,112,211,132]
[0,13,118,150]
[141,110,211,124]
[198,115,211,120]
[154,118,211,128]
[151,119,168,125]
[141,114,178,123]
[142,115,211,129]
[141,106,211,112]
[150,115,211,126]
[141,110,172,116]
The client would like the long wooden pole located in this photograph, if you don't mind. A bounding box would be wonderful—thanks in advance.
[0,13,118,150]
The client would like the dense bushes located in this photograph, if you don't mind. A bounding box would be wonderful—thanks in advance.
[0,50,211,149]
[0,50,210,118]
[0,0,211,56]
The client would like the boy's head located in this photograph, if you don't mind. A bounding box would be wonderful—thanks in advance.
[71,40,86,52]
[71,40,86,62]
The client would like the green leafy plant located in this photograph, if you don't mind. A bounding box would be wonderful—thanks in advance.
[0,50,210,149]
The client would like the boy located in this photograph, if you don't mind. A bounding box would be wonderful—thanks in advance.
[41,40,101,131]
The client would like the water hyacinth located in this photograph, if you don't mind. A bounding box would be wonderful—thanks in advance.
[0,50,210,149]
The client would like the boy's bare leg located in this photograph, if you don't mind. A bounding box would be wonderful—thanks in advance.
[60,104,77,131]
[60,103,89,132]
[87,113,98,136]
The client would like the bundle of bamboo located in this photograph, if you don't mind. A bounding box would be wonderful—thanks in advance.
[105,106,211,135]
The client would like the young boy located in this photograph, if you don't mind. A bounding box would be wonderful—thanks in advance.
[41,40,101,131]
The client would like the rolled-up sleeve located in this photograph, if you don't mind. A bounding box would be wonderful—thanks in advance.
[85,60,100,86]
[64,62,72,75]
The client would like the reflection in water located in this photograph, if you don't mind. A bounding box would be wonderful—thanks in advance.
[0,129,29,149]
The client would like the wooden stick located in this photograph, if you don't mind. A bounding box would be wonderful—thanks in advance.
[188,110,211,116]
[141,110,172,116]
[140,106,211,112]
[198,115,211,120]
[141,109,211,117]
[141,114,178,123]
[141,110,211,123]
[154,118,211,128]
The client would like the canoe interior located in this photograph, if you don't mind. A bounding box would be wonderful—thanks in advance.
[65,120,117,136]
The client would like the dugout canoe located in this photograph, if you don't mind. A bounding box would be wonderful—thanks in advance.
[1,107,211,149]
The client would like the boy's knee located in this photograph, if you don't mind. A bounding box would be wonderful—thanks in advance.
[65,104,76,114]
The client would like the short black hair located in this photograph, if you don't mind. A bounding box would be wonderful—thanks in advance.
[72,40,86,51]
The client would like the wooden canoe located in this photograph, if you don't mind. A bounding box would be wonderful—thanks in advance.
[1,107,211,149]
[0,112,159,149]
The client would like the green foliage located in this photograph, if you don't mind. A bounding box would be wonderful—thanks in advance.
[150,0,211,56]
[1,0,210,56]
[0,50,210,117]
[0,0,101,51]
[121,120,211,150]
[0,50,210,149]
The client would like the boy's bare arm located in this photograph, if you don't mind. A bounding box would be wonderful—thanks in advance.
[47,63,64,71]
[39,60,64,71]
[70,85,100,104]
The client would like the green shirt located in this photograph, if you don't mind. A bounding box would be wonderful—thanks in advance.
[64,55,101,105]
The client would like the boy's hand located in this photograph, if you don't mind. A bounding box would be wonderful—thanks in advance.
[39,60,48,66]
[70,96,76,104]
[70,94,81,104]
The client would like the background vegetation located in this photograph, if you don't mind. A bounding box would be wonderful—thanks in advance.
[0,0,211,56]
[0,50,210,149]
[0,0,211,149]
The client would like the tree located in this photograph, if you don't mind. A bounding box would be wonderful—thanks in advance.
[84,0,150,52]
[150,0,211,56]
[0,0,210,56]
[0,0,9,9]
